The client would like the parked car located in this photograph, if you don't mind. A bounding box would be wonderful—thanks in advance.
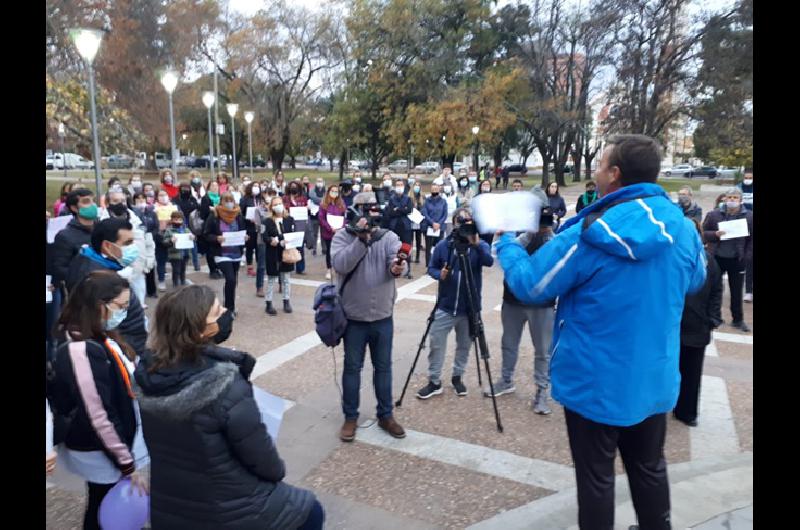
[349,160,370,171]
[414,161,441,174]
[387,159,409,172]
[46,156,55,170]
[452,162,465,173]
[74,155,94,170]
[155,152,171,169]
[306,158,323,167]
[107,154,134,169]
[504,164,528,175]
[664,164,693,177]
[687,166,718,179]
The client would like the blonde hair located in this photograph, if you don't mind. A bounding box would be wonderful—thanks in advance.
[267,196,286,219]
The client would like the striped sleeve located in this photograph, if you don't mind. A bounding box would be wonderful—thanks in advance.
[68,342,134,474]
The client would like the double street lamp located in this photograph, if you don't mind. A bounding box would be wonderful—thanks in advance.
[202,91,216,180]
[226,103,239,179]
[244,111,255,179]
[472,125,480,171]
[69,28,103,194]
[58,122,67,179]
[160,69,179,178]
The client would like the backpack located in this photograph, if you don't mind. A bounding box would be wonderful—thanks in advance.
[189,209,205,237]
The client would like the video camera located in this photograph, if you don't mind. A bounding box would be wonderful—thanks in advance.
[452,220,480,252]
[346,203,383,233]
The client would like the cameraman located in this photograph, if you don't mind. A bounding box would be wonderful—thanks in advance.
[416,209,493,399]
[330,192,408,443]
[484,191,555,415]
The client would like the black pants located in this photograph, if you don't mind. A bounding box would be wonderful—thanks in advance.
[322,238,332,269]
[495,175,501,188]
[565,409,671,530]
[715,256,745,322]
[425,234,443,267]
[245,231,257,266]
[502,175,509,189]
[145,269,157,297]
[217,261,240,311]
[84,482,114,530]
[674,344,705,422]
[412,229,422,262]
[745,255,753,295]
[206,250,218,274]
[170,258,187,286]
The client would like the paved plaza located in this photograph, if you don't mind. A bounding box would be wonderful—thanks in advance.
[46,184,753,529]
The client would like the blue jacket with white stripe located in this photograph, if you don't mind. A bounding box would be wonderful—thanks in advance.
[496,183,706,426]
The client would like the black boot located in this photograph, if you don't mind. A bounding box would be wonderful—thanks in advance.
[283,300,293,313]
[265,302,277,316]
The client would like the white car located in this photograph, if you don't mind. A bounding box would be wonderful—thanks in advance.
[73,155,94,170]
[664,164,693,177]
[414,161,441,174]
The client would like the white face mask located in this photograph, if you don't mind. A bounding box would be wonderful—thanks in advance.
[443,186,452,194]
[743,179,753,185]
[158,196,169,205]
[352,185,361,192]
[272,204,284,214]
[395,186,404,194]
[330,191,339,198]
[251,186,260,195]
[383,181,392,188]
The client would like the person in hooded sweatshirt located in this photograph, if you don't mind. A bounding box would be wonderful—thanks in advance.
[421,183,448,266]
[497,134,706,530]
[134,285,324,530]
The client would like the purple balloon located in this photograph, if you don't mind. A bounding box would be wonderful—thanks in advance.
[98,478,150,530]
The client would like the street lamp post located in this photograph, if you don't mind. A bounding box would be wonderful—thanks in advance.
[69,28,103,195]
[160,69,179,179]
[244,111,255,179]
[58,122,67,179]
[226,103,239,180]
[471,125,480,171]
[202,91,216,180]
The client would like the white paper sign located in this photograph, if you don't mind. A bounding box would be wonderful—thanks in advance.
[290,206,309,221]
[471,192,542,234]
[308,202,320,216]
[174,233,194,249]
[46,275,53,303]
[719,218,749,240]
[328,215,344,230]
[222,230,247,246]
[232,191,242,203]
[245,207,257,221]
[283,231,305,248]
[47,215,72,244]
[426,227,441,237]
[252,387,287,439]
[408,208,424,225]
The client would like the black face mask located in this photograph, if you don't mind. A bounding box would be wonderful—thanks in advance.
[212,310,234,344]
[180,190,191,198]
[108,203,128,218]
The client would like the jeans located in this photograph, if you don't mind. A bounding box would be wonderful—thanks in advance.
[412,229,422,261]
[216,261,240,311]
[191,244,199,270]
[306,217,320,252]
[322,238,332,269]
[715,256,745,322]
[565,409,671,530]
[674,344,705,422]
[427,309,472,385]
[155,246,167,282]
[266,272,290,301]
[170,258,187,286]
[500,302,554,388]
[245,231,257,266]
[342,317,394,420]
[256,244,267,289]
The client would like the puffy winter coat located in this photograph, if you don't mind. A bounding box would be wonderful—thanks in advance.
[384,192,413,234]
[50,217,93,285]
[134,346,315,530]
[496,183,707,426]
[702,207,753,262]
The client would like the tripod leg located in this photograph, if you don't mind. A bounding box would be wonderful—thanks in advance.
[482,355,504,433]
[473,339,483,387]
[395,308,437,407]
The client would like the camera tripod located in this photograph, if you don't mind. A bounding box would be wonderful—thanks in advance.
[395,240,504,433]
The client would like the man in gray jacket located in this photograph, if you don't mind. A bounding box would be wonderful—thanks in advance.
[331,192,408,442]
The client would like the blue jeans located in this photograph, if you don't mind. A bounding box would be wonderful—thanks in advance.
[256,244,267,289]
[342,317,394,420]
[155,245,167,282]
[191,244,200,270]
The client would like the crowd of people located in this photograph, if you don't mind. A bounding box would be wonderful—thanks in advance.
[45,148,753,530]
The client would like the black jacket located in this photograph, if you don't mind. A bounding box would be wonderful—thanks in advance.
[134,346,315,530]
[199,195,215,221]
[575,191,598,213]
[203,212,246,260]
[65,254,148,356]
[263,217,296,275]
[702,208,753,262]
[680,250,723,347]
[50,217,93,285]
[547,195,567,219]
[239,195,266,234]
[384,192,413,234]
[52,338,137,474]
[173,193,199,222]
[132,206,159,235]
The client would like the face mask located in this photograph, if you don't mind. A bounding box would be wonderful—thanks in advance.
[164,177,173,185]
[114,243,139,267]
[135,203,147,211]
[180,190,191,198]
[252,186,261,196]
[352,185,361,193]
[383,181,391,188]
[316,182,324,188]
[289,187,299,195]
[743,179,753,185]
[131,181,142,190]
[443,186,452,194]
[104,306,128,331]
[431,191,440,197]
[481,187,490,193]
[225,201,236,209]
[395,187,404,194]
[191,178,201,186]
[355,178,362,183]
[408,178,416,185]
[243,180,252,187]
[468,177,477,183]
[272,204,284,214]
[330,191,339,198]
[211,310,234,344]
[158,196,169,205]
[145,191,155,198]
[726,200,740,210]
[108,203,128,217]
[172,221,183,228]
[719,202,725,209]
[459,181,468,188]
[78,203,98,220]
[110,185,123,193]
[413,186,421,193]
[678,196,691,206]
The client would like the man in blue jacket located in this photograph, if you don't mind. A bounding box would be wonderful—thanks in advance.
[417,209,493,399]
[496,134,706,530]
[420,183,448,266]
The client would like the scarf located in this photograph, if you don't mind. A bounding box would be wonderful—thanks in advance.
[215,203,241,224]
[208,192,220,206]
[582,191,597,206]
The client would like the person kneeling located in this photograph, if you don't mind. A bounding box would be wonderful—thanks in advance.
[417,209,493,399]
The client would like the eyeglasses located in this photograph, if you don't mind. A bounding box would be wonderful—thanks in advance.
[106,299,130,311]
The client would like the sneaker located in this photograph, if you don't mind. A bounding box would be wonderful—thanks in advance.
[340,419,357,442]
[184,279,193,286]
[451,376,467,396]
[247,266,256,277]
[325,270,332,280]
[731,321,751,332]
[743,293,753,303]
[296,270,306,275]
[158,281,166,292]
[416,381,443,400]
[484,379,516,397]
[532,387,552,415]
[378,416,406,438]
[209,271,223,280]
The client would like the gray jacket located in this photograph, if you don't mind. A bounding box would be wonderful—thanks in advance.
[330,227,407,322]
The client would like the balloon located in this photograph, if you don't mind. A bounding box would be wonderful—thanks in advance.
[98,478,150,530]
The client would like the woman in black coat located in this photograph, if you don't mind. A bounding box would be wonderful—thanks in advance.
[545,182,567,230]
[674,221,723,427]
[240,182,266,278]
[262,196,296,315]
[203,192,248,313]
[134,285,323,530]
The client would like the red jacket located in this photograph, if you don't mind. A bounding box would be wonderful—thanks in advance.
[162,183,179,199]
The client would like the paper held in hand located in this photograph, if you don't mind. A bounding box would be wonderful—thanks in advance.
[46,275,52,303]
[252,387,288,439]
[47,215,72,244]
[407,208,424,225]
[426,227,440,237]
[174,233,194,249]
[290,206,309,221]
[471,192,542,233]
[245,207,258,221]
[328,215,345,230]
[718,218,749,240]
[283,231,305,248]
[308,202,320,216]
[221,230,247,246]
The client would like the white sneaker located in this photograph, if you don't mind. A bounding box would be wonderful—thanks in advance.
[743,293,752,303]
[325,270,331,280]
[184,279,194,286]
[158,281,166,292]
